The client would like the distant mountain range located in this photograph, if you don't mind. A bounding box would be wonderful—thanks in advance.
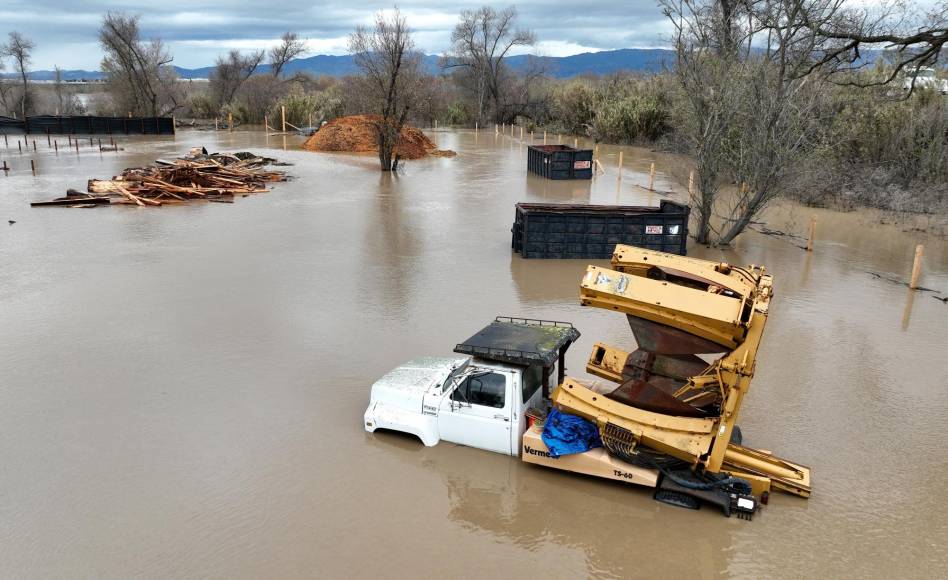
[7,48,676,82]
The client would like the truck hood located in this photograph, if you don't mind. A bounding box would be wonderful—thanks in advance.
[368,356,471,411]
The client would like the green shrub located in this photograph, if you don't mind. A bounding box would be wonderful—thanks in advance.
[593,93,670,142]
[441,101,469,125]
[267,86,343,128]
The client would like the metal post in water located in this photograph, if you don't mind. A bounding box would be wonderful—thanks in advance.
[18,141,22,153]
[33,140,37,151]
[47,132,51,147]
[31,159,35,175]
[54,141,58,153]
[909,244,924,289]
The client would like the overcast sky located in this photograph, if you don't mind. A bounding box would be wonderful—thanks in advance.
[0,1,675,71]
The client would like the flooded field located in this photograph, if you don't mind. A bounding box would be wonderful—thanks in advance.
[1,129,946,579]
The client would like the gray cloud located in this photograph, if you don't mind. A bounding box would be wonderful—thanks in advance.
[0,1,672,70]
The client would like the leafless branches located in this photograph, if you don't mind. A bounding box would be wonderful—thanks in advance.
[269,32,308,78]
[2,32,35,118]
[661,0,830,245]
[784,0,947,89]
[210,49,265,109]
[442,6,536,123]
[349,8,423,171]
[99,13,182,117]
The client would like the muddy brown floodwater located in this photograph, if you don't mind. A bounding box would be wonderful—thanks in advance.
[1,129,947,579]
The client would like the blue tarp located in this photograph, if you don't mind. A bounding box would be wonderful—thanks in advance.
[541,408,602,458]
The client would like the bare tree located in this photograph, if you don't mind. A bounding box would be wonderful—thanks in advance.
[210,50,265,109]
[349,9,423,172]
[269,32,308,78]
[2,32,35,119]
[661,1,747,243]
[100,13,183,116]
[776,0,947,91]
[443,6,536,124]
[661,0,829,245]
[53,66,65,115]
[0,56,9,115]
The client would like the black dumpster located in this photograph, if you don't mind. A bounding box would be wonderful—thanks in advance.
[527,145,593,180]
[511,200,690,258]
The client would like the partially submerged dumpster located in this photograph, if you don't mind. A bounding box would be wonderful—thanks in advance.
[527,145,593,180]
[511,200,690,258]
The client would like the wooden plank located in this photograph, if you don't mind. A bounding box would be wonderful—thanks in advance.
[32,197,111,206]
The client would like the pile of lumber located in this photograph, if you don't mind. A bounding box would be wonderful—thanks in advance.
[32,150,287,208]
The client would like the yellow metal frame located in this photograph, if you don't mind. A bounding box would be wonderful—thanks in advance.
[553,247,811,498]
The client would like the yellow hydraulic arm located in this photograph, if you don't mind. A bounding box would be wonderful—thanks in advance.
[552,246,811,498]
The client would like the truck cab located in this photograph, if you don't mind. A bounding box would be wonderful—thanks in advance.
[364,317,579,455]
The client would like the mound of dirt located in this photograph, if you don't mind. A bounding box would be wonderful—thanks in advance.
[303,115,455,159]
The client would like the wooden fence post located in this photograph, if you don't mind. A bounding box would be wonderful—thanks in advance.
[688,170,694,196]
[806,216,817,252]
[228,112,233,132]
[617,151,623,180]
[648,162,655,190]
[281,106,286,132]
[910,244,925,289]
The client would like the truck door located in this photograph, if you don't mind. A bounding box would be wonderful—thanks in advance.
[438,370,514,455]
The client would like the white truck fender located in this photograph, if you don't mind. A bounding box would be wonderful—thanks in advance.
[364,402,440,446]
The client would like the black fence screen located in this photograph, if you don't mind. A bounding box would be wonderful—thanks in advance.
[0,115,174,135]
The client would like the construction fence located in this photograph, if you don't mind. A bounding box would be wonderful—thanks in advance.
[0,115,175,135]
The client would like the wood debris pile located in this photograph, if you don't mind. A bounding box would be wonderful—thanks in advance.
[32,150,288,208]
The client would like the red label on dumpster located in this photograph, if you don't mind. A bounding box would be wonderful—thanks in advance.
[573,160,591,169]
[645,225,664,234]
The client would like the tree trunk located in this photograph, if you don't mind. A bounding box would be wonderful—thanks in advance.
[718,212,752,245]
[378,128,394,172]
[19,69,28,119]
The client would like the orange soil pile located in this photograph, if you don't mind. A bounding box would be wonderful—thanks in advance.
[303,115,456,159]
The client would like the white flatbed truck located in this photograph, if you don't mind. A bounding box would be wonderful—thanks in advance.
[363,317,658,489]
